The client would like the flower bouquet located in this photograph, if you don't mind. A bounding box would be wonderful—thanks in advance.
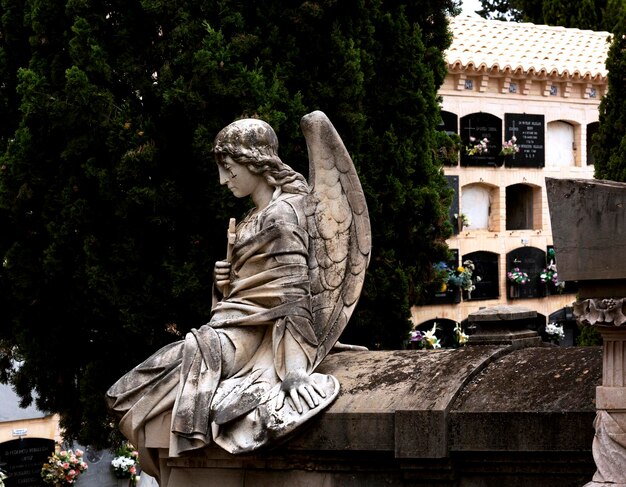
[432,260,480,301]
[41,448,88,486]
[540,249,565,293]
[409,323,441,349]
[111,443,140,486]
[499,136,520,156]
[454,212,471,230]
[545,322,565,343]
[507,267,529,284]
[447,260,480,293]
[409,321,469,349]
[453,322,469,347]
[466,136,489,156]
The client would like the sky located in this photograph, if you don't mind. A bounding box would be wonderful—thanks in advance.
[460,0,482,17]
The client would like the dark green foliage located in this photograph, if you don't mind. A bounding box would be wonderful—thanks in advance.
[593,22,626,180]
[0,0,455,446]
[576,324,603,346]
[475,0,625,31]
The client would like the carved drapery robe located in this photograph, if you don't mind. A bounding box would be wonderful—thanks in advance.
[106,193,335,475]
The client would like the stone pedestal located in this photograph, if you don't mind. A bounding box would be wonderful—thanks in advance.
[572,315,626,487]
[467,304,542,348]
[547,178,626,486]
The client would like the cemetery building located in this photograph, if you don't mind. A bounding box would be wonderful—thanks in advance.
[411,16,612,343]
[0,384,60,485]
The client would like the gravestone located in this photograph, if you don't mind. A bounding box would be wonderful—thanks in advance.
[464,251,499,300]
[504,113,545,167]
[460,112,502,166]
[506,247,546,299]
[0,438,54,487]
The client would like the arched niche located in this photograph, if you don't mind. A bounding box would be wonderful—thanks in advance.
[586,121,599,166]
[463,250,499,300]
[546,120,575,167]
[439,110,459,134]
[460,112,502,167]
[413,318,463,349]
[462,182,499,231]
[506,183,541,230]
[506,247,546,299]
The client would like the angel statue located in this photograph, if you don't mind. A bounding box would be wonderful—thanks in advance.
[106,110,371,479]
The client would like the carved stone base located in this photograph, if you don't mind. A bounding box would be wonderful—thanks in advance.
[134,349,601,487]
[573,298,626,486]
[585,411,626,485]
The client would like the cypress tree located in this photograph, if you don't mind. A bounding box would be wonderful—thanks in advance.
[593,23,626,181]
[476,0,624,31]
[0,0,456,446]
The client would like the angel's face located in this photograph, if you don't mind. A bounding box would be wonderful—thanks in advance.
[217,156,264,199]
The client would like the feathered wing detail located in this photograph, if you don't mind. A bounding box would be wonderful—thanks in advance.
[300,111,371,369]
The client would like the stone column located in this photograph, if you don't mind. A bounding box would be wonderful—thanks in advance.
[574,298,626,487]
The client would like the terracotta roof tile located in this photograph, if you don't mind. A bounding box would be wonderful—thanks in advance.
[446,16,611,80]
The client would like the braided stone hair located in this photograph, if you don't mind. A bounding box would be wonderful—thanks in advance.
[213,118,309,196]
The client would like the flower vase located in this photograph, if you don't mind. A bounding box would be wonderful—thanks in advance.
[509,284,520,299]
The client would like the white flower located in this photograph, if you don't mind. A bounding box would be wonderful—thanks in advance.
[423,323,441,349]
[545,322,565,340]
[454,322,469,345]
[112,456,136,471]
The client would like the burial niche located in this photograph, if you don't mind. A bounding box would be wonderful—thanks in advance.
[463,251,499,300]
[460,112,502,167]
[546,120,576,168]
[506,247,546,299]
[506,183,537,230]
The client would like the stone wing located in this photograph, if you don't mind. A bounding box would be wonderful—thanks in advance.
[300,111,371,369]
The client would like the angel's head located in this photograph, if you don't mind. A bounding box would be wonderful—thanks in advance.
[213,118,308,197]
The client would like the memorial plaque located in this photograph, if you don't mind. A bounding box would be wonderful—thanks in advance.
[460,113,502,167]
[504,113,545,167]
[507,247,546,299]
[0,438,54,487]
[463,251,499,300]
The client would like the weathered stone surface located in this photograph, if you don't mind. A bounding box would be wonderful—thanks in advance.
[452,346,600,412]
[468,304,536,322]
[148,346,602,486]
[467,304,542,346]
[546,177,626,282]
[107,112,371,466]
[548,178,626,486]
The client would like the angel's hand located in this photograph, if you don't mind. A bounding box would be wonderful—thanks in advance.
[214,260,231,295]
[275,369,327,414]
